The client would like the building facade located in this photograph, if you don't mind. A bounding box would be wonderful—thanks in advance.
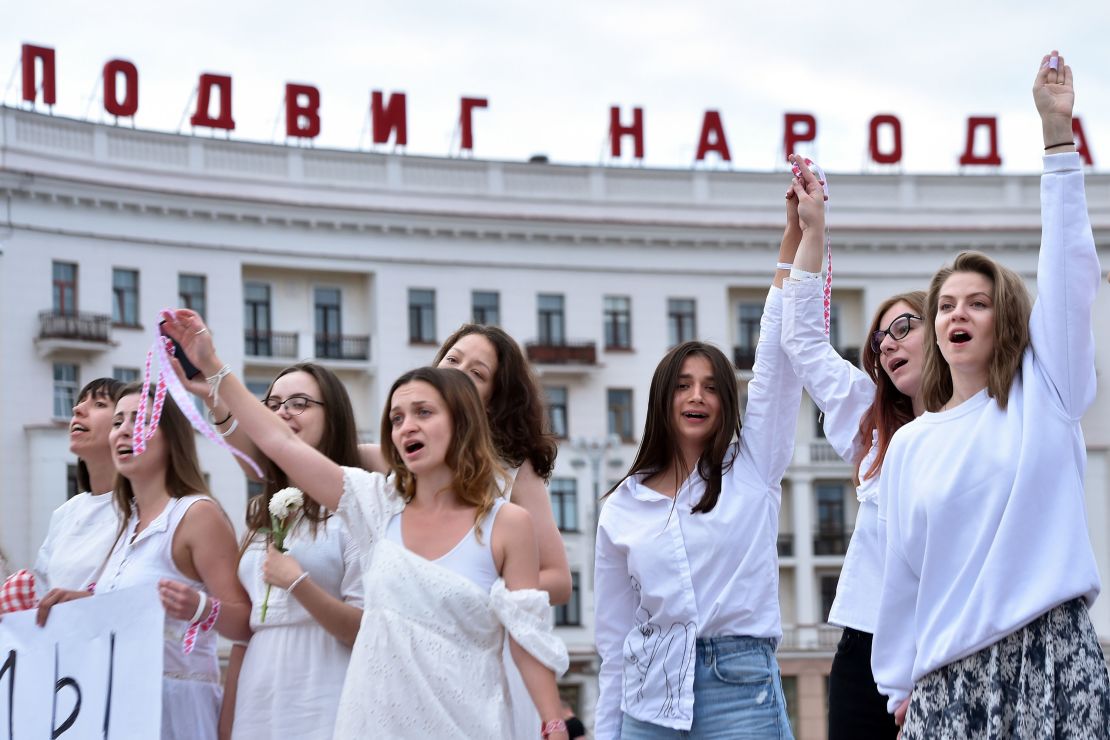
[2,107,1109,739]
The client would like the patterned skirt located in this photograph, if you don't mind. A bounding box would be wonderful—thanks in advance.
[903,598,1110,739]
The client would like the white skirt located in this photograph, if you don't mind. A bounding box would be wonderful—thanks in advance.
[163,675,221,740]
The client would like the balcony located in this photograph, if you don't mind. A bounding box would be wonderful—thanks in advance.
[809,441,842,464]
[315,334,370,362]
[732,345,756,371]
[779,624,844,654]
[526,341,597,376]
[813,529,850,556]
[777,533,795,558]
[35,310,115,357]
[244,330,298,359]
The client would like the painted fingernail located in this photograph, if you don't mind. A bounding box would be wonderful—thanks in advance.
[1049,56,1059,70]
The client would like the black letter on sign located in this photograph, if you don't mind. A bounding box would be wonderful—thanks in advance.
[1,650,14,740]
[52,645,81,738]
[102,633,115,739]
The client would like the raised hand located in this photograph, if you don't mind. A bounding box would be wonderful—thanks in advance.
[160,309,222,378]
[1033,51,1075,149]
[788,153,826,234]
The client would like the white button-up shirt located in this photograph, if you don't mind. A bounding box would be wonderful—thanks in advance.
[593,286,802,738]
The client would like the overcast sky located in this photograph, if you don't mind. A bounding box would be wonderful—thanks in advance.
[5,1,1109,174]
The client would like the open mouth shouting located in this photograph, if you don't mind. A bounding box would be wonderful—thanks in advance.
[70,422,90,437]
[403,440,425,458]
[681,410,709,423]
[115,444,135,462]
[948,329,973,345]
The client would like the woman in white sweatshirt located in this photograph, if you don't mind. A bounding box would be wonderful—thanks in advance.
[872,51,1110,738]
[781,157,923,740]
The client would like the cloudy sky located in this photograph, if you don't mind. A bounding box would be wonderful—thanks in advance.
[4,1,1108,174]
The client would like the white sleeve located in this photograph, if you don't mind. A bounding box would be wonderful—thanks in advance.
[593,516,636,740]
[782,277,876,462]
[739,286,804,487]
[489,581,568,675]
[31,503,67,596]
[1029,152,1100,419]
[335,467,397,571]
[338,520,365,609]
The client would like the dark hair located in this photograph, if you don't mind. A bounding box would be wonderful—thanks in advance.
[610,342,740,514]
[74,377,125,492]
[381,367,504,540]
[245,363,361,542]
[922,252,1031,412]
[434,324,557,478]
[855,291,927,483]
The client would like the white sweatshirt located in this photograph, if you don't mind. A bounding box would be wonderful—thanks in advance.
[872,153,1101,712]
[32,491,119,596]
[782,275,886,632]
[593,286,802,738]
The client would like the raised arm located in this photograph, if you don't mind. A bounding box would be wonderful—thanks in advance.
[161,309,345,511]
[1029,51,1100,418]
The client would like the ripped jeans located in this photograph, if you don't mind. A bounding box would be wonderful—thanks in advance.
[620,636,794,739]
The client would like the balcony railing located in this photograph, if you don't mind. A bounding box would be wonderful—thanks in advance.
[315,334,370,361]
[809,441,842,463]
[525,341,597,365]
[732,345,756,371]
[244,330,298,358]
[777,533,794,558]
[813,529,850,556]
[38,310,112,343]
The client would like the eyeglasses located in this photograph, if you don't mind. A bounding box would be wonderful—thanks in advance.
[870,313,922,353]
[263,396,325,415]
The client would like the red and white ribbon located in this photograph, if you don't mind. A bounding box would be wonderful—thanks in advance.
[133,311,264,479]
[791,157,833,336]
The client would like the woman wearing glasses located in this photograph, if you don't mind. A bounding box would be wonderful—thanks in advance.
[174,362,364,740]
[781,156,925,739]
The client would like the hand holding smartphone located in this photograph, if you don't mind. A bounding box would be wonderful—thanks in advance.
[159,320,203,379]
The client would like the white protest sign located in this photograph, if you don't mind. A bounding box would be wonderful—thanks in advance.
[0,585,163,739]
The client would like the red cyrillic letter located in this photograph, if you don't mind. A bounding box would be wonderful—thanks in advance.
[1073,117,1094,167]
[371,90,408,146]
[783,113,816,160]
[868,114,902,164]
[103,59,138,117]
[285,83,320,139]
[459,96,488,151]
[22,44,56,105]
[958,116,1001,166]
[190,74,235,130]
[609,106,644,159]
[695,110,731,162]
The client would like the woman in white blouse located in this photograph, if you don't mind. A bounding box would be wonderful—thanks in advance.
[593,178,820,739]
[872,52,1110,737]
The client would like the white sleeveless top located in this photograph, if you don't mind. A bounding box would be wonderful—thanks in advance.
[385,498,504,593]
[100,495,219,683]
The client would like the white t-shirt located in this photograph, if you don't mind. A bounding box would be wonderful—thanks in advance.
[872,153,1101,712]
[32,491,119,595]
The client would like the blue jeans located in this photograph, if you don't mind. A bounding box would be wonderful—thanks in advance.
[620,636,794,739]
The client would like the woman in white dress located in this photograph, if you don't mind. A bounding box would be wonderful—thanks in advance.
[36,382,251,740]
[163,307,572,740]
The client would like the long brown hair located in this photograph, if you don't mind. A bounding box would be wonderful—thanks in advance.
[855,291,927,482]
[381,367,504,541]
[922,251,1031,412]
[110,382,211,545]
[435,324,557,478]
[245,363,361,544]
[74,377,125,492]
[610,342,740,514]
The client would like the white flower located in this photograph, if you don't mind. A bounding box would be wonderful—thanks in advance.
[268,487,304,519]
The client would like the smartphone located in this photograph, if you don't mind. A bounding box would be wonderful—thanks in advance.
[159,320,203,379]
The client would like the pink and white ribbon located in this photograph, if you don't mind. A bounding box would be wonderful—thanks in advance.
[133,312,264,479]
[791,157,833,336]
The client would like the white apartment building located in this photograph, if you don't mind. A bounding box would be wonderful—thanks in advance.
[2,107,1109,740]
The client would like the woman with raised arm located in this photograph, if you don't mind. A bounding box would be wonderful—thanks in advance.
[161,313,571,740]
[0,378,123,613]
[593,184,812,739]
[781,159,924,740]
[36,382,251,740]
[872,51,1110,738]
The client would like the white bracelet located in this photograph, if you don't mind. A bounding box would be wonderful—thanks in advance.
[206,364,233,408]
[776,262,793,270]
[220,418,239,437]
[190,591,208,625]
[287,572,310,594]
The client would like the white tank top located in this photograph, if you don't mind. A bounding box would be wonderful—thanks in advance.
[385,499,504,593]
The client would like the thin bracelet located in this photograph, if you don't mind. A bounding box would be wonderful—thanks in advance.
[207,408,232,426]
[220,418,239,437]
[206,364,233,408]
[1045,141,1074,150]
[287,572,310,594]
[190,591,209,625]
[776,262,793,270]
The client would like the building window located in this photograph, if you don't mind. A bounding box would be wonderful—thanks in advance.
[112,268,140,326]
[178,274,207,318]
[537,294,565,345]
[815,482,848,555]
[555,572,581,626]
[603,296,632,350]
[245,380,271,399]
[550,478,578,532]
[66,463,80,500]
[113,367,140,383]
[244,282,272,356]
[829,303,842,349]
[315,287,343,357]
[607,388,634,442]
[667,298,696,346]
[546,386,568,438]
[472,291,500,325]
[247,480,264,500]
[738,303,762,351]
[820,572,841,622]
[53,363,79,419]
[409,289,436,344]
[52,262,78,316]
